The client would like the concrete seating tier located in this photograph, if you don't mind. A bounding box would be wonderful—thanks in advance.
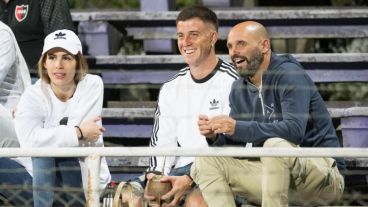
[69,7,368,201]
[72,8,368,39]
[82,53,368,86]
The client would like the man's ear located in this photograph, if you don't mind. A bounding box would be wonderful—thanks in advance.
[260,39,270,53]
[210,31,218,47]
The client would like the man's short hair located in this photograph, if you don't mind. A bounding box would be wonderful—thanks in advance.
[176,6,218,32]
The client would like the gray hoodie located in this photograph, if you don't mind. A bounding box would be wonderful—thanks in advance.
[214,53,345,171]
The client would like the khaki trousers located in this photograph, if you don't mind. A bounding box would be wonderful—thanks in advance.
[191,138,344,207]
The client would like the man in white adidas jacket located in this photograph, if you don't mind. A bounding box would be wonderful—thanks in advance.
[144,6,239,207]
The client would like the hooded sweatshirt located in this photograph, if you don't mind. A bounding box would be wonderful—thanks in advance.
[214,53,345,171]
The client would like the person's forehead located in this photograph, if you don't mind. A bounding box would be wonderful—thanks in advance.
[177,17,208,29]
[227,29,245,41]
[227,26,257,43]
[47,47,73,55]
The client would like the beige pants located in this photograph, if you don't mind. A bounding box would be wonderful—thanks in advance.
[191,138,344,207]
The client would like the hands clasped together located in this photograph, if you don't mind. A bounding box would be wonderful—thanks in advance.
[144,173,193,207]
[77,116,105,142]
[198,114,236,140]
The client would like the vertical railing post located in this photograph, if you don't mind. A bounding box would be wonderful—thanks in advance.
[87,154,101,207]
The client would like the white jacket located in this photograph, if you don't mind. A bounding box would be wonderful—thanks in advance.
[14,74,111,193]
[0,21,31,110]
[149,59,239,174]
[0,21,32,174]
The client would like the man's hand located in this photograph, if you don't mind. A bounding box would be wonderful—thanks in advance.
[210,115,236,136]
[160,175,192,207]
[144,173,158,206]
[198,114,216,140]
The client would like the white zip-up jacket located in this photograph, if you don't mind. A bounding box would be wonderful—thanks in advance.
[0,21,32,174]
[149,59,239,174]
[14,74,111,193]
[0,21,31,110]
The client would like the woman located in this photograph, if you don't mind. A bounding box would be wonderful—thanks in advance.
[14,29,111,206]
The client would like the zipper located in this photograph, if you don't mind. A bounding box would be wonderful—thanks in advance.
[258,72,265,116]
[247,76,265,116]
[258,87,265,116]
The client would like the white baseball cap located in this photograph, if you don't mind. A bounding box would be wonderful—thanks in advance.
[42,29,82,55]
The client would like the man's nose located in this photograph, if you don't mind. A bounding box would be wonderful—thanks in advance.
[184,35,192,44]
[228,47,236,57]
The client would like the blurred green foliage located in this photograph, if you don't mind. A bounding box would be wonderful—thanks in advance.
[332,0,368,5]
[69,0,139,9]
[68,0,368,9]
[176,0,201,9]
[68,0,201,9]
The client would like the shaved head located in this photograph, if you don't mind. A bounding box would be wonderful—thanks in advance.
[227,21,271,80]
[229,21,269,43]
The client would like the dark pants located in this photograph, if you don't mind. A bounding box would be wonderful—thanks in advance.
[0,157,33,206]
[32,157,86,207]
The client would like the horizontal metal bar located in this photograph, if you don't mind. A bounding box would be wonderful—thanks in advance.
[101,69,368,84]
[127,25,368,39]
[71,8,368,22]
[1,147,368,158]
[101,107,368,119]
[92,53,368,65]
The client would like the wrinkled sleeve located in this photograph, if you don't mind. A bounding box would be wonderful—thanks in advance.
[148,84,177,175]
[14,76,104,148]
[40,0,75,34]
[231,71,311,145]
[14,86,79,148]
[0,29,15,83]
[69,75,105,146]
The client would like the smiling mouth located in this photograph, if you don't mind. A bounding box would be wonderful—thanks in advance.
[233,57,246,65]
[235,59,245,64]
[184,48,195,55]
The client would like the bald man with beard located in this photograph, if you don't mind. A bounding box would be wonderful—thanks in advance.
[194,21,345,207]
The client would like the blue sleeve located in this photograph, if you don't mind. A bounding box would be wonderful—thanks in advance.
[231,71,311,145]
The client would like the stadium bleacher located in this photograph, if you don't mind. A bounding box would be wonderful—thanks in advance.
[65,2,368,205]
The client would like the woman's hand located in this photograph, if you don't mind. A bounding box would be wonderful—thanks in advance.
[78,116,105,142]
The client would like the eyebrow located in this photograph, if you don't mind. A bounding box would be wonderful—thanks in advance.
[177,30,200,34]
[47,53,73,57]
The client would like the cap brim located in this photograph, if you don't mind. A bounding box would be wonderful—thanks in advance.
[42,44,79,55]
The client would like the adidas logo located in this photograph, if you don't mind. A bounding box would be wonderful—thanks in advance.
[54,32,66,40]
[209,99,219,110]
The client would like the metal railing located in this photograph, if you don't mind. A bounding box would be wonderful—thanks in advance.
[1,147,368,207]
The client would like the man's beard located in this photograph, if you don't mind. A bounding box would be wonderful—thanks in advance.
[234,49,263,79]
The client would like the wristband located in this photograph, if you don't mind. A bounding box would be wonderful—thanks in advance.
[75,126,84,140]
[184,173,196,188]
